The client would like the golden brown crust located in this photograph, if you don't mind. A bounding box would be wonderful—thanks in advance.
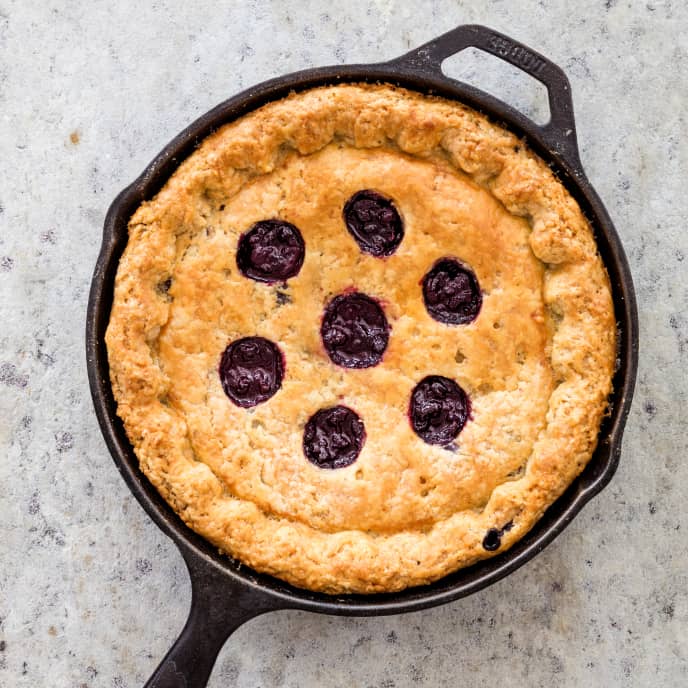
[105,84,615,593]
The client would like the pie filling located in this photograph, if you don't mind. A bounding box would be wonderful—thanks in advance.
[343,189,404,257]
[422,257,482,325]
[303,405,366,469]
[321,290,390,370]
[236,219,305,283]
[409,375,470,447]
[219,336,284,408]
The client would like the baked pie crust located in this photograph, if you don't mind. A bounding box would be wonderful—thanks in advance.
[105,84,615,593]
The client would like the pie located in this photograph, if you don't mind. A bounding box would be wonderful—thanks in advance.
[105,84,616,593]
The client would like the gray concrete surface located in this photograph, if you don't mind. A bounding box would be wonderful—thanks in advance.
[1,1,686,686]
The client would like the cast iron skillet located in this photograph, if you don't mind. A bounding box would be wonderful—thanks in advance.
[86,24,638,688]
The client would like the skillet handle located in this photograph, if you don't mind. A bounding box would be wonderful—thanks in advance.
[144,550,276,688]
[390,24,582,170]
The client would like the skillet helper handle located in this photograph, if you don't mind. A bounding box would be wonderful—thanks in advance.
[144,551,273,688]
[392,24,582,169]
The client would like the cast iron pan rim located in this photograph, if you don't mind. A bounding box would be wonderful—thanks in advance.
[87,24,638,617]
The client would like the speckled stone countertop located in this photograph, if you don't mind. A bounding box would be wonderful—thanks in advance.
[1,1,686,686]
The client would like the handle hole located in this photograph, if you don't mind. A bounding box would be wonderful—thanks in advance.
[441,48,550,125]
